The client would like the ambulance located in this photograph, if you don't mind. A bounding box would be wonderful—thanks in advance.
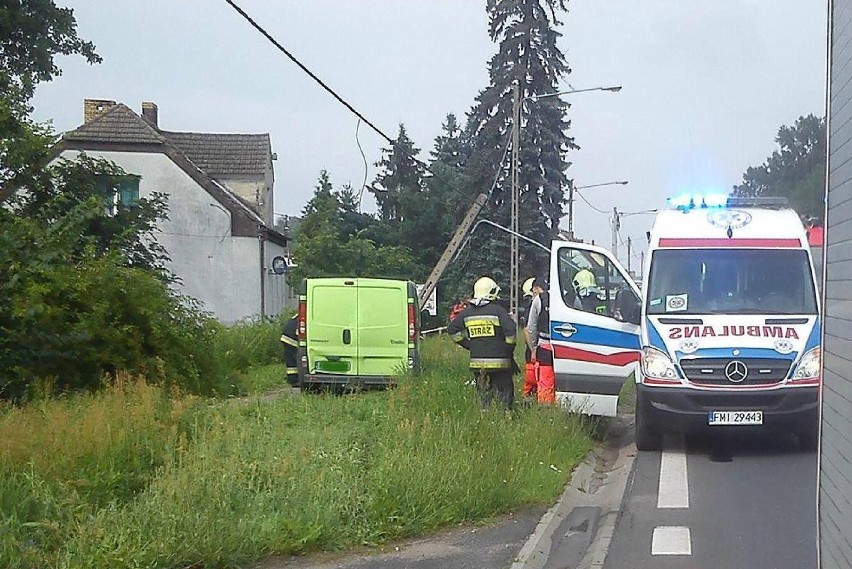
[547,195,821,451]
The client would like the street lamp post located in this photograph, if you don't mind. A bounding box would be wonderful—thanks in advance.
[567,180,628,239]
[509,84,622,319]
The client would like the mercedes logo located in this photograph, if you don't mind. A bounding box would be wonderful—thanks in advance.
[725,360,748,383]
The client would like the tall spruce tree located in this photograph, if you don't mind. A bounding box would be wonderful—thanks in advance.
[369,124,425,223]
[460,0,576,291]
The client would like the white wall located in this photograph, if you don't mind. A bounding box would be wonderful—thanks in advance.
[218,177,271,225]
[822,2,852,566]
[57,150,272,323]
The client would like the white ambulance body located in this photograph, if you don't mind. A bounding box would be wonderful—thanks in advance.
[547,196,821,451]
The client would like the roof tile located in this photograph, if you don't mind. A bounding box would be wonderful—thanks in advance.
[163,132,271,177]
[64,104,165,145]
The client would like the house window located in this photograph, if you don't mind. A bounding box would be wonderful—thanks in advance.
[97,175,140,216]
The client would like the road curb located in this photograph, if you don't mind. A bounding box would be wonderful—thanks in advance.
[511,416,637,569]
[577,437,636,569]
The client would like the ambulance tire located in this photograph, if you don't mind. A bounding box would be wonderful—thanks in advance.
[635,391,661,451]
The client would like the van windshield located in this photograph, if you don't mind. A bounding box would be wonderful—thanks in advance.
[646,249,818,315]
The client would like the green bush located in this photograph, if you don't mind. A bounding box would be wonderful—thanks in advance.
[212,313,290,373]
[0,250,235,399]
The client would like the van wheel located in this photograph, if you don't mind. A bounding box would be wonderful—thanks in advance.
[635,392,661,451]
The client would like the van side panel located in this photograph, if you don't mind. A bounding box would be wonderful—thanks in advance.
[307,280,358,376]
[357,282,408,376]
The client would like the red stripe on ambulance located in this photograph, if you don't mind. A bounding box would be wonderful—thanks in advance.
[552,345,640,366]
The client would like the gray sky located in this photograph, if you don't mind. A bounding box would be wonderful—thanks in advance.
[32,1,827,270]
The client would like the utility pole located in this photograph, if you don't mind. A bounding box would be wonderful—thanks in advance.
[627,236,632,274]
[567,182,575,239]
[611,206,620,262]
[510,83,520,321]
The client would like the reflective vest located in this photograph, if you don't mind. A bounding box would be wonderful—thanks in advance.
[447,300,517,370]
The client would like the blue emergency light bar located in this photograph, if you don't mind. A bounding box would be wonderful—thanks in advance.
[667,193,789,211]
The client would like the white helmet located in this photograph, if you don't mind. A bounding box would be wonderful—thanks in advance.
[522,277,535,298]
[573,269,600,298]
[473,276,501,300]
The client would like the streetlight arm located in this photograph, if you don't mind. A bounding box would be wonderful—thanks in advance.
[527,85,622,102]
[573,181,628,191]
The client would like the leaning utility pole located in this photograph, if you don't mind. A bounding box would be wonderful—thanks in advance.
[510,83,520,320]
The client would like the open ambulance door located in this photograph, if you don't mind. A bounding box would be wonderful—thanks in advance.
[549,241,642,417]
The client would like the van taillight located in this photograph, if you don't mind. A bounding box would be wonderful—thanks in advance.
[408,304,416,343]
[298,300,307,340]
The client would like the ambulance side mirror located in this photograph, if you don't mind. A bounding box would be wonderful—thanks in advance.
[614,288,641,325]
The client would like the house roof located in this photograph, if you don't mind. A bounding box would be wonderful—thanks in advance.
[63,105,271,179]
[63,103,166,145]
[56,102,279,241]
[162,132,271,178]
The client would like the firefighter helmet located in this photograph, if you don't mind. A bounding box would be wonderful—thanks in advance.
[473,276,501,300]
[572,269,598,297]
[522,277,535,298]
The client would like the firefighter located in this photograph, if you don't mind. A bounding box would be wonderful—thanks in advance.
[526,276,555,404]
[519,277,538,402]
[280,314,300,386]
[572,269,607,315]
[447,276,517,410]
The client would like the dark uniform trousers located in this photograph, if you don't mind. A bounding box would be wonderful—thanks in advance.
[280,316,299,385]
[447,300,518,410]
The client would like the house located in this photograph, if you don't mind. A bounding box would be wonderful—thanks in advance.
[52,99,293,323]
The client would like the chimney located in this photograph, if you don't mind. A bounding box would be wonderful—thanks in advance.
[84,98,116,123]
[141,102,158,128]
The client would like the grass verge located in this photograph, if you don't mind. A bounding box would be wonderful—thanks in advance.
[1,336,592,569]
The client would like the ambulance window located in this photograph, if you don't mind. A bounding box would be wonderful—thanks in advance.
[557,247,637,318]
[646,249,817,315]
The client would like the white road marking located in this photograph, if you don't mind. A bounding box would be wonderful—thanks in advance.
[651,526,692,555]
[657,434,689,508]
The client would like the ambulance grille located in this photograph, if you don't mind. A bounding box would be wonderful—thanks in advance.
[679,358,792,386]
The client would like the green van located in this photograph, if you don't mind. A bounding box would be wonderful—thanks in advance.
[297,278,420,390]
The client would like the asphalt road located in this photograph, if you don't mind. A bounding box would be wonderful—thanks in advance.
[603,430,818,569]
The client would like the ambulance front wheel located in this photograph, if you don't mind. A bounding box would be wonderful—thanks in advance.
[635,391,661,451]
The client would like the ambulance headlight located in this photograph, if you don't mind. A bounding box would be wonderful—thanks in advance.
[641,347,679,381]
[792,347,821,381]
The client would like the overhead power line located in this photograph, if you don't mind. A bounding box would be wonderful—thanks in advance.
[223,0,394,144]
[574,189,609,214]
[222,0,526,219]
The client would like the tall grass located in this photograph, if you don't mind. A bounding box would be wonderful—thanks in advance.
[0,377,204,568]
[1,336,592,569]
[211,314,290,377]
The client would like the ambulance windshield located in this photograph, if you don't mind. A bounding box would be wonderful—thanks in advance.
[646,249,818,315]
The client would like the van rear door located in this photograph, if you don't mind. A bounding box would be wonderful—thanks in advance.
[356,279,408,377]
[307,278,359,376]
[549,242,641,416]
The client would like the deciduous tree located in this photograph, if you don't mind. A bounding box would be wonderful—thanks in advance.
[732,114,826,219]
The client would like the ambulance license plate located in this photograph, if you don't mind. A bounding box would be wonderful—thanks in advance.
[708,410,763,426]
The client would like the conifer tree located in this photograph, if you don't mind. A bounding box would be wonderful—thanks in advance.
[461,0,576,287]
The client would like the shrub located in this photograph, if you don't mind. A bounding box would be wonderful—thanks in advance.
[0,250,230,399]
